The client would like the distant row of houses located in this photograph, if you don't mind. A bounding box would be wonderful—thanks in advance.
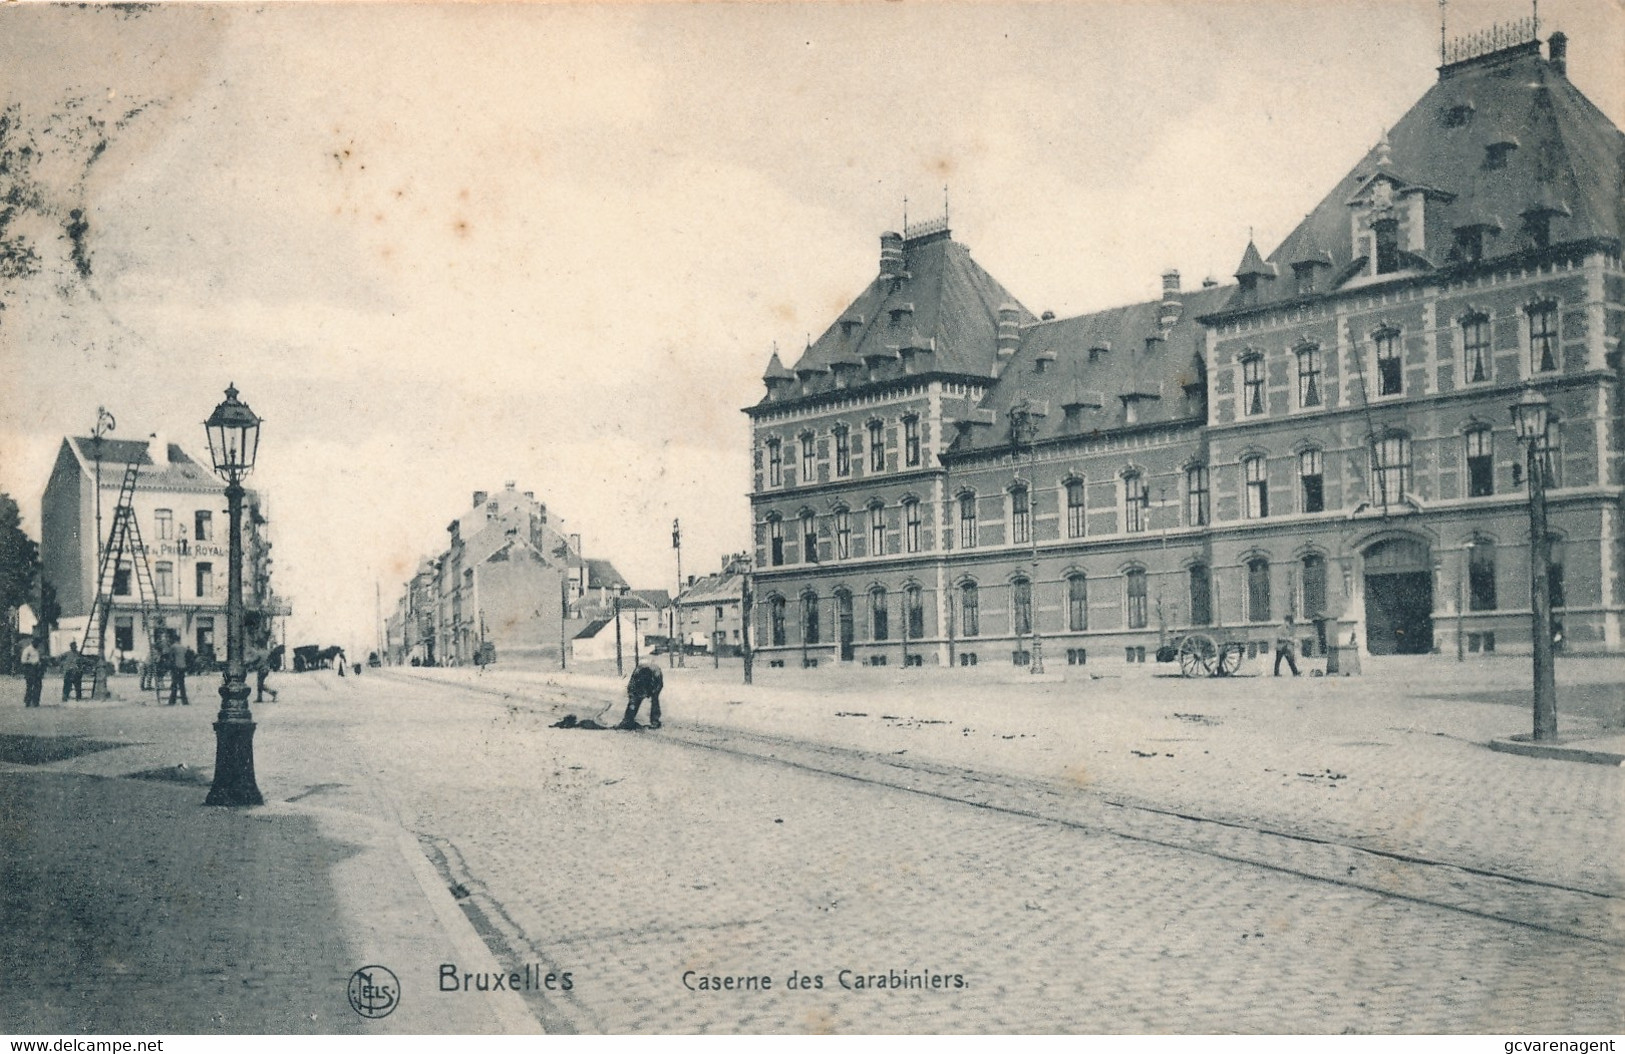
[381,482,747,667]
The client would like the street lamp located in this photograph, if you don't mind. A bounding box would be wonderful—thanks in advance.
[1008,400,1045,674]
[1510,385,1558,741]
[203,383,264,806]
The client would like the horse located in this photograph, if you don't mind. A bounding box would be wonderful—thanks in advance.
[618,664,664,729]
[291,644,346,672]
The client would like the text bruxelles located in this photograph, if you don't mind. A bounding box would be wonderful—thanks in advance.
[439,963,572,992]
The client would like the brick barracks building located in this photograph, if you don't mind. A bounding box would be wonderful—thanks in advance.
[745,27,1624,670]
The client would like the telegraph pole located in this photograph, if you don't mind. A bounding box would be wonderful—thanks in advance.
[671,518,683,668]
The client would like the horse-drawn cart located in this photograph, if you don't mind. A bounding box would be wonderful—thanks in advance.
[1155,632,1247,677]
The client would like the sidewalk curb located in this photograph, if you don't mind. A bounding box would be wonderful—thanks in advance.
[1486,737,1625,766]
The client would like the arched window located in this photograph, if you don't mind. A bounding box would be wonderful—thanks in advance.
[959,493,978,548]
[1241,354,1265,416]
[769,596,786,646]
[800,434,816,484]
[1067,573,1088,632]
[1247,557,1271,622]
[833,426,851,477]
[1461,313,1491,383]
[1125,568,1148,629]
[870,586,889,641]
[801,592,821,645]
[1296,345,1322,408]
[1186,465,1209,526]
[767,515,784,567]
[800,510,817,564]
[1298,449,1324,513]
[1302,554,1327,619]
[960,581,980,637]
[1189,564,1212,626]
[1066,479,1086,538]
[1011,577,1032,636]
[868,420,886,471]
[1468,539,1497,610]
[1374,328,1403,396]
[869,504,886,556]
[1010,485,1031,544]
[834,507,851,559]
[1527,301,1558,374]
[903,498,921,553]
[1244,456,1269,518]
[903,416,921,467]
[1123,471,1148,533]
[1371,433,1411,506]
[766,439,782,487]
[905,584,925,639]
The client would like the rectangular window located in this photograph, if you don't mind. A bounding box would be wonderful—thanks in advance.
[195,510,213,542]
[1247,559,1271,622]
[154,509,173,541]
[113,565,131,596]
[1302,555,1327,619]
[959,494,977,549]
[1245,457,1269,519]
[1242,357,1265,416]
[1186,466,1209,526]
[1549,537,1566,609]
[1299,450,1324,513]
[906,587,924,639]
[1126,570,1148,629]
[196,562,213,598]
[904,417,920,467]
[835,509,851,559]
[1124,474,1148,533]
[800,437,815,483]
[1297,346,1321,408]
[802,515,818,564]
[770,598,786,646]
[1462,316,1491,383]
[767,440,782,487]
[868,421,885,472]
[1011,488,1030,545]
[1469,542,1497,611]
[1375,330,1402,396]
[871,590,888,641]
[1189,565,1212,626]
[1529,304,1558,373]
[904,501,921,553]
[869,506,885,556]
[114,616,134,653]
[769,520,783,567]
[960,584,979,637]
[834,429,850,476]
[1066,480,1086,538]
[1466,430,1493,497]
[196,617,215,658]
[1068,575,1088,632]
[802,595,821,645]
[155,561,173,598]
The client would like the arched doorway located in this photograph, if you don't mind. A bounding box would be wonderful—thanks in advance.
[1363,537,1433,654]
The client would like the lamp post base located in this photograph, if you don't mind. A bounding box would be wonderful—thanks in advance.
[205,720,264,806]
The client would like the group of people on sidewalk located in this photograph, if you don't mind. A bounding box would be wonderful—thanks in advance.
[17,638,90,706]
[15,632,281,707]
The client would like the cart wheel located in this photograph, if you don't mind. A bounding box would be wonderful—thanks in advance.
[1215,642,1244,677]
[1177,633,1217,677]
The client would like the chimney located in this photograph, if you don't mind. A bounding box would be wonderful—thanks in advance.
[504,480,516,491]
[1548,31,1567,75]
[147,433,170,467]
[1202,275,1219,289]
[1159,269,1182,330]
[523,490,534,501]
[879,231,904,278]
[996,303,1021,362]
[472,490,487,508]
[569,532,581,555]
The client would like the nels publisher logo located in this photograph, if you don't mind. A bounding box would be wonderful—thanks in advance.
[347,965,400,1019]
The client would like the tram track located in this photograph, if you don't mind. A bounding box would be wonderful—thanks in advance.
[385,669,1625,948]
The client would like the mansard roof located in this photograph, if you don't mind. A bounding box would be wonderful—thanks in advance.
[768,228,1034,404]
[1224,35,1623,313]
[949,282,1232,453]
[65,436,218,492]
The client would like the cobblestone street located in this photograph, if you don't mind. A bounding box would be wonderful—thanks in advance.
[2,659,1621,1033]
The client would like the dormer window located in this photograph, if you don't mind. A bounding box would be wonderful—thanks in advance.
[1373,215,1401,275]
[1485,139,1518,170]
[1441,102,1475,128]
[1292,261,1317,295]
[1088,344,1109,362]
[1455,227,1485,263]
[840,317,862,339]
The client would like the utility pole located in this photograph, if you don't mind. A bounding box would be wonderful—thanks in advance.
[671,518,683,669]
[614,593,623,676]
[741,557,753,685]
[90,408,115,592]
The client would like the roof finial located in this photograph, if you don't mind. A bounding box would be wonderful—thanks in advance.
[1376,127,1392,168]
[902,195,908,234]
[943,184,950,227]
[1439,0,1448,65]
[1532,0,1538,36]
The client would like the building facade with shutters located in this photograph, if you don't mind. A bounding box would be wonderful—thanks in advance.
[744,27,1624,668]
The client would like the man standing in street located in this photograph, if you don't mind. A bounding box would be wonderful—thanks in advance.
[20,636,43,707]
[167,631,190,706]
[61,640,84,701]
[1274,612,1301,677]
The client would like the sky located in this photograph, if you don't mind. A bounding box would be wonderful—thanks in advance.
[1,0,1621,650]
